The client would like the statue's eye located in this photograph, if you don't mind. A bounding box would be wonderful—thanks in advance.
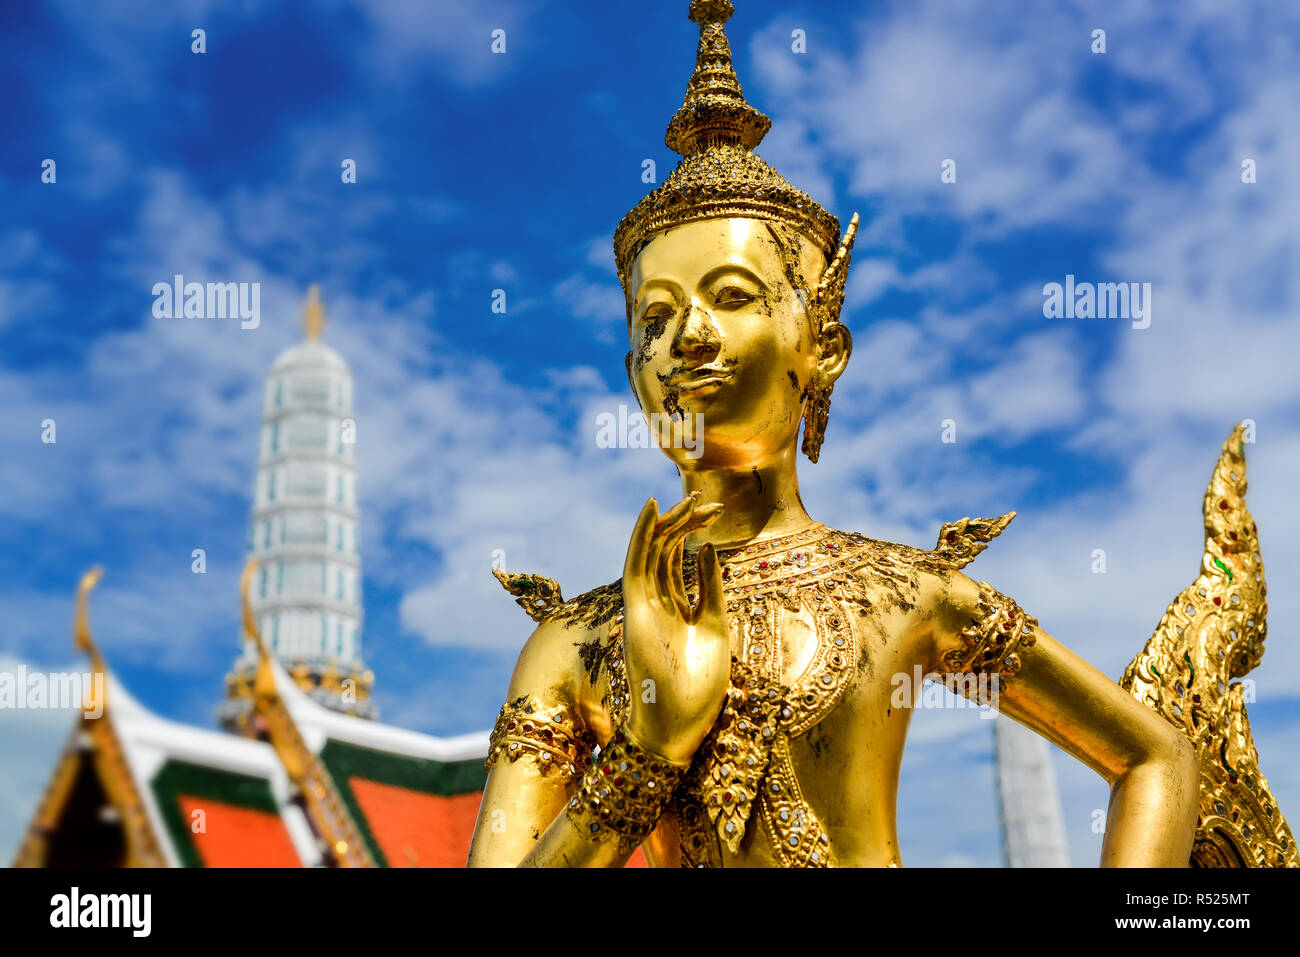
[641,302,675,323]
[714,285,755,307]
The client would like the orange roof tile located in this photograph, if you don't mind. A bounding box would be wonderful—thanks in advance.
[349,778,482,867]
[177,796,302,867]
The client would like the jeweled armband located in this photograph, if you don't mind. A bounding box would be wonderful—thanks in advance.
[485,697,595,783]
[565,726,688,855]
[943,582,1038,694]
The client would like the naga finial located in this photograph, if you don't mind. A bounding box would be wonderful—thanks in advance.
[240,558,278,702]
[73,566,106,675]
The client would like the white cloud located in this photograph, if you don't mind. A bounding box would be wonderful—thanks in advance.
[352,0,531,87]
[553,273,627,343]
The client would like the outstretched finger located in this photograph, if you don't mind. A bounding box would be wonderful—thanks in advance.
[665,537,688,616]
[646,493,697,613]
[692,542,726,626]
[622,497,659,595]
[659,502,723,615]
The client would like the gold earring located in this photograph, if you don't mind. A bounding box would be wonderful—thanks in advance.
[801,380,833,464]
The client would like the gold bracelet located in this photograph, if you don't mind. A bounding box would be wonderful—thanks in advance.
[565,725,689,855]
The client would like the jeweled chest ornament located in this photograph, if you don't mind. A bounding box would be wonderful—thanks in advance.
[593,522,1017,867]
[491,513,1027,867]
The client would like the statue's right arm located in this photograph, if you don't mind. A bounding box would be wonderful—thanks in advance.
[467,494,727,867]
[466,616,633,867]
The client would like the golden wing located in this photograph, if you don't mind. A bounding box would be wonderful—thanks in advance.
[1120,423,1296,867]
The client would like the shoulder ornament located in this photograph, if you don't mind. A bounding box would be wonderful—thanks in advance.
[929,512,1017,569]
[492,567,624,631]
[491,567,566,623]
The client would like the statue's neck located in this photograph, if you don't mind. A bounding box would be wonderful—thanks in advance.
[680,446,816,548]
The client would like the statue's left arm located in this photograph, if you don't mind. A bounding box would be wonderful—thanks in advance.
[934,571,1200,867]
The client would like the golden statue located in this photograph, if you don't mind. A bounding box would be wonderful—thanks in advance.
[468,0,1294,867]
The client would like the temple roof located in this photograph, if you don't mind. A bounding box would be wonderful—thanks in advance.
[15,568,491,868]
[18,660,492,868]
[269,651,486,761]
[259,652,490,867]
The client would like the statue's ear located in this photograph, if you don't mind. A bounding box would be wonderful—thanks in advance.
[807,214,859,390]
[813,321,852,390]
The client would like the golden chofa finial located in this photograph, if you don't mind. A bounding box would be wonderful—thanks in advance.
[240,559,263,648]
[74,566,106,675]
[303,284,325,341]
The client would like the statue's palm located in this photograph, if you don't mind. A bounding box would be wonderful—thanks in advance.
[622,494,730,765]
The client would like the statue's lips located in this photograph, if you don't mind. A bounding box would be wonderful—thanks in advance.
[670,367,733,391]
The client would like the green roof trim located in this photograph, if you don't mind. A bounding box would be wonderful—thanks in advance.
[317,739,487,867]
[150,759,283,868]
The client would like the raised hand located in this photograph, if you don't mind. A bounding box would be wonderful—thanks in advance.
[621,492,731,765]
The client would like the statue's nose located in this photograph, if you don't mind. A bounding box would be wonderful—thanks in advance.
[671,301,721,361]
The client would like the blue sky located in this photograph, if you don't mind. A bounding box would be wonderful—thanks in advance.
[2,0,1299,867]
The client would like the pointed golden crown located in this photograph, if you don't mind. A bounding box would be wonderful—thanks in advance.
[613,0,844,290]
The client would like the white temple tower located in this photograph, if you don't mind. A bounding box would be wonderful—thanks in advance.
[994,717,1070,866]
[222,286,375,727]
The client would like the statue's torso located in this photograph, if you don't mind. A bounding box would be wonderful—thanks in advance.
[559,524,957,867]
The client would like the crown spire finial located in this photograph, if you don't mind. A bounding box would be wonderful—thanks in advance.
[666,0,770,156]
[689,0,733,24]
[614,1,850,293]
[303,284,325,341]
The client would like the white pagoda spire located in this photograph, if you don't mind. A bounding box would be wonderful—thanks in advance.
[222,286,374,727]
[994,716,1070,867]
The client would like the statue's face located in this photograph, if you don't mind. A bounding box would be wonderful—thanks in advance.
[626,217,848,468]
